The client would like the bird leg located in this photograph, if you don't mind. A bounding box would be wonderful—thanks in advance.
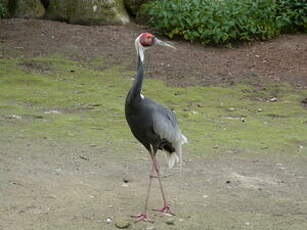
[131,164,155,223]
[151,155,175,216]
[131,213,153,223]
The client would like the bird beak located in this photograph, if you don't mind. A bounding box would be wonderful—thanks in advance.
[155,38,176,49]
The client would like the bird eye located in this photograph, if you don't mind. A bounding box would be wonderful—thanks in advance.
[141,36,153,46]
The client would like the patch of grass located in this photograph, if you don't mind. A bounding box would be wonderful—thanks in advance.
[0,55,306,158]
[142,80,307,155]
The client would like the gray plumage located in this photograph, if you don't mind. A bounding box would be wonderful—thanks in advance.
[125,33,187,221]
[125,53,187,168]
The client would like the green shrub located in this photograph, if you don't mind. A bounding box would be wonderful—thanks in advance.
[141,0,306,45]
[0,0,7,18]
[276,0,307,32]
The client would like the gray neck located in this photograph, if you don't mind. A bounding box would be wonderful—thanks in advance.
[126,54,144,104]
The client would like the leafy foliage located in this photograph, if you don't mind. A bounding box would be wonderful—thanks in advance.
[141,0,306,44]
[0,0,7,18]
[276,0,307,32]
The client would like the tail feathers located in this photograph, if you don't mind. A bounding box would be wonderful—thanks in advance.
[167,134,187,169]
[167,152,179,168]
[181,134,188,144]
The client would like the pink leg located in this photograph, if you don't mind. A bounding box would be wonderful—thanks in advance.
[151,155,175,216]
[131,163,155,222]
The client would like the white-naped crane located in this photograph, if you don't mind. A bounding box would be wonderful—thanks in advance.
[125,33,188,222]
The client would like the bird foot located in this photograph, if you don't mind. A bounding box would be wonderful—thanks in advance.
[150,175,168,179]
[153,205,175,216]
[131,213,154,223]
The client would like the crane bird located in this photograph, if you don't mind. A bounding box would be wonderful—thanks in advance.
[125,33,188,222]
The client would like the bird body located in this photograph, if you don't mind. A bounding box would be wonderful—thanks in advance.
[125,56,187,168]
[125,33,187,221]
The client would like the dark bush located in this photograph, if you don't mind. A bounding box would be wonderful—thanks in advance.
[276,0,307,32]
[142,0,306,45]
[0,0,7,18]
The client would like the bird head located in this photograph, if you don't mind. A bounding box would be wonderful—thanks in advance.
[135,33,176,62]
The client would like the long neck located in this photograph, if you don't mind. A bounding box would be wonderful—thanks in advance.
[126,53,144,104]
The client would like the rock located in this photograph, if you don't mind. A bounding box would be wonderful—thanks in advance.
[13,0,45,18]
[106,217,112,223]
[145,226,155,230]
[44,110,61,114]
[8,114,22,120]
[122,176,131,183]
[269,97,277,102]
[79,155,89,161]
[165,218,175,225]
[46,0,130,25]
[115,218,130,229]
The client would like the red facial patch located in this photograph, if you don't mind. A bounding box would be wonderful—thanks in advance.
[140,32,154,47]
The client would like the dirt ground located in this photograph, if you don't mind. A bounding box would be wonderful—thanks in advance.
[1,19,307,87]
[1,139,307,230]
[0,19,307,230]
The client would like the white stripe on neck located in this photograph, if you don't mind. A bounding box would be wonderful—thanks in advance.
[135,35,145,63]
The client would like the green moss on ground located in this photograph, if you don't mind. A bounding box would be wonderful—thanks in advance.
[0,55,306,157]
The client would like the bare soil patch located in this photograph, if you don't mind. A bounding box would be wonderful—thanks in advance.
[1,18,307,87]
[1,140,307,230]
